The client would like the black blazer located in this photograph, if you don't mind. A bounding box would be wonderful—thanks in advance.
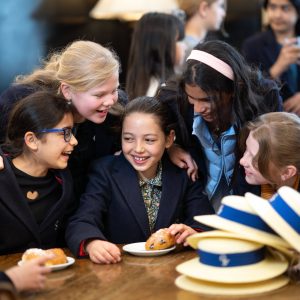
[242,29,299,100]
[0,148,75,254]
[66,153,214,255]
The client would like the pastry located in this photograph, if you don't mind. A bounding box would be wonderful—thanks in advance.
[145,228,175,250]
[22,248,67,265]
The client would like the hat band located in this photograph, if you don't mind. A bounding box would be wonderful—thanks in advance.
[186,50,234,81]
[218,204,276,234]
[198,247,265,267]
[270,193,300,234]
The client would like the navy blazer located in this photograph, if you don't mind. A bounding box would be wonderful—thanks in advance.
[0,148,75,254]
[66,153,214,255]
[242,29,299,100]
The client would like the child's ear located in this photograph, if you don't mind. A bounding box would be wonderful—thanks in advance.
[280,165,297,182]
[60,82,72,101]
[198,1,210,17]
[24,132,39,151]
[165,130,176,149]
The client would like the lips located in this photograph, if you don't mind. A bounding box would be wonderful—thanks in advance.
[132,156,148,165]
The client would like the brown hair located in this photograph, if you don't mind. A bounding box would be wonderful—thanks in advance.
[239,112,300,183]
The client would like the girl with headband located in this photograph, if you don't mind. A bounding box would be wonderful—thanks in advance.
[157,40,282,211]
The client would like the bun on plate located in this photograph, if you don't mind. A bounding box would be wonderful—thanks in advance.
[22,248,67,265]
[145,228,175,250]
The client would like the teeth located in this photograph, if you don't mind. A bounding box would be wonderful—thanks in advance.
[134,156,146,161]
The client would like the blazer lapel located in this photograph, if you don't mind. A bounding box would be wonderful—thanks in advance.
[112,155,151,238]
[155,156,182,230]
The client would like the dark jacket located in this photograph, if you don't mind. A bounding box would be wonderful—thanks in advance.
[0,148,75,254]
[0,84,127,204]
[66,153,214,255]
[242,29,299,100]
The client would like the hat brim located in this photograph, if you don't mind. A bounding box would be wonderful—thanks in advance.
[187,230,296,258]
[176,255,288,283]
[175,275,289,296]
[194,215,290,248]
[245,193,300,252]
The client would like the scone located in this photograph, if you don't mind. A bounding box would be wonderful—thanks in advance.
[22,248,67,265]
[145,228,176,250]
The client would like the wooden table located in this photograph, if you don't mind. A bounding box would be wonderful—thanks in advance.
[0,247,299,300]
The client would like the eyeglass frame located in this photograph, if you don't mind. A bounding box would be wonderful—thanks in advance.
[35,127,75,143]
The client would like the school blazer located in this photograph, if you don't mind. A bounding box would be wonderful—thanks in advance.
[0,148,74,254]
[66,153,214,255]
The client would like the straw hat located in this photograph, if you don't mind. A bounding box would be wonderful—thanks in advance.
[175,275,289,296]
[187,230,295,258]
[245,186,300,252]
[176,237,288,284]
[194,195,290,248]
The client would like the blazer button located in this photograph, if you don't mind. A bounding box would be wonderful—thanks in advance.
[54,220,60,231]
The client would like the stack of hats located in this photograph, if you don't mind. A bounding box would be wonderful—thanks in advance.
[175,186,300,296]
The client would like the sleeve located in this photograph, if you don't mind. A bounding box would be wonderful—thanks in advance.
[65,158,112,256]
[181,176,215,231]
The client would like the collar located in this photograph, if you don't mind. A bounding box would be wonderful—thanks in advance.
[139,161,162,187]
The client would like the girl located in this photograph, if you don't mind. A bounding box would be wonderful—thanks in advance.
[236,112,300,198]
[66,97,213,264]
[178,0,227,58]
[126,12,186,100]
[157,40,282,210]
[0,90,78,254]
[0,40,123,200]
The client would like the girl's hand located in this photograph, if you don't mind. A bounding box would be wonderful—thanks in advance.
[168,224,197,246]
[167,144,198,181]
[5,255,52,291]
[86,240,121,264]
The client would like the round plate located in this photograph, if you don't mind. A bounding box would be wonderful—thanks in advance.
[18,256,75,271]
[123,242,176,257]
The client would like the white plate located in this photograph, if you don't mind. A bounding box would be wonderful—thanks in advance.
[18,256,75,271]
[123,242,176,257]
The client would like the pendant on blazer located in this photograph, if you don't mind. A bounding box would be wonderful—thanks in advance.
[26,191,39,200]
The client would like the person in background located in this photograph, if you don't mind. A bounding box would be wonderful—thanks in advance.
[0,91,77,254]
[242,0,300,115]
[0,40,123,203]
[0,255,53,293]
[235,112,300,198]
[125,12,186,100]
[178,0,227,58]
[66,97,214,264]
[157,40,282,211]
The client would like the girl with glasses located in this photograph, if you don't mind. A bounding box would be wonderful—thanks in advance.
[0,40,123,203]
[66,97,213,264]
[157,40,282,211]
[0,90,78,254]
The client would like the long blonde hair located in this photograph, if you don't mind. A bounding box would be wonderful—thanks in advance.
[16,40,120,93]
[240,112,300,183]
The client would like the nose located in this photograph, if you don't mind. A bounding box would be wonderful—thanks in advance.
[70,134,78,146]
[193,101,207,113]
[103,93,118,107]
[239,153,247,167]
[134,141,145,153]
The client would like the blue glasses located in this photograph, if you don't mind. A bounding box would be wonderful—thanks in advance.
[36,127,75,142]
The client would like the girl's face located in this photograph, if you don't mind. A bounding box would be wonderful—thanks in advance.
[206,0,227,31]
[239,132,270,185]
[122,112,174,180]
[185,84,214,122]
[65,73,119,124]
[33,113,78,173]
[266,0,298,35]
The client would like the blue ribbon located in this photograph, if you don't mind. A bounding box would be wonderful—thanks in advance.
[270,194,300,234]
[198,247,265,267]
[218,204,276,234]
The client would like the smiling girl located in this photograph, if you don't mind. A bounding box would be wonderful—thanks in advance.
[236,112,300,198]
[0,90,78,254]
[66,96,213,264]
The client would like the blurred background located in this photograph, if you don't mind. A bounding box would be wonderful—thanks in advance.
[0,0,262,93]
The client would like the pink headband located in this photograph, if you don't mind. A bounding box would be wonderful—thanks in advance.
[187,50,234,81]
